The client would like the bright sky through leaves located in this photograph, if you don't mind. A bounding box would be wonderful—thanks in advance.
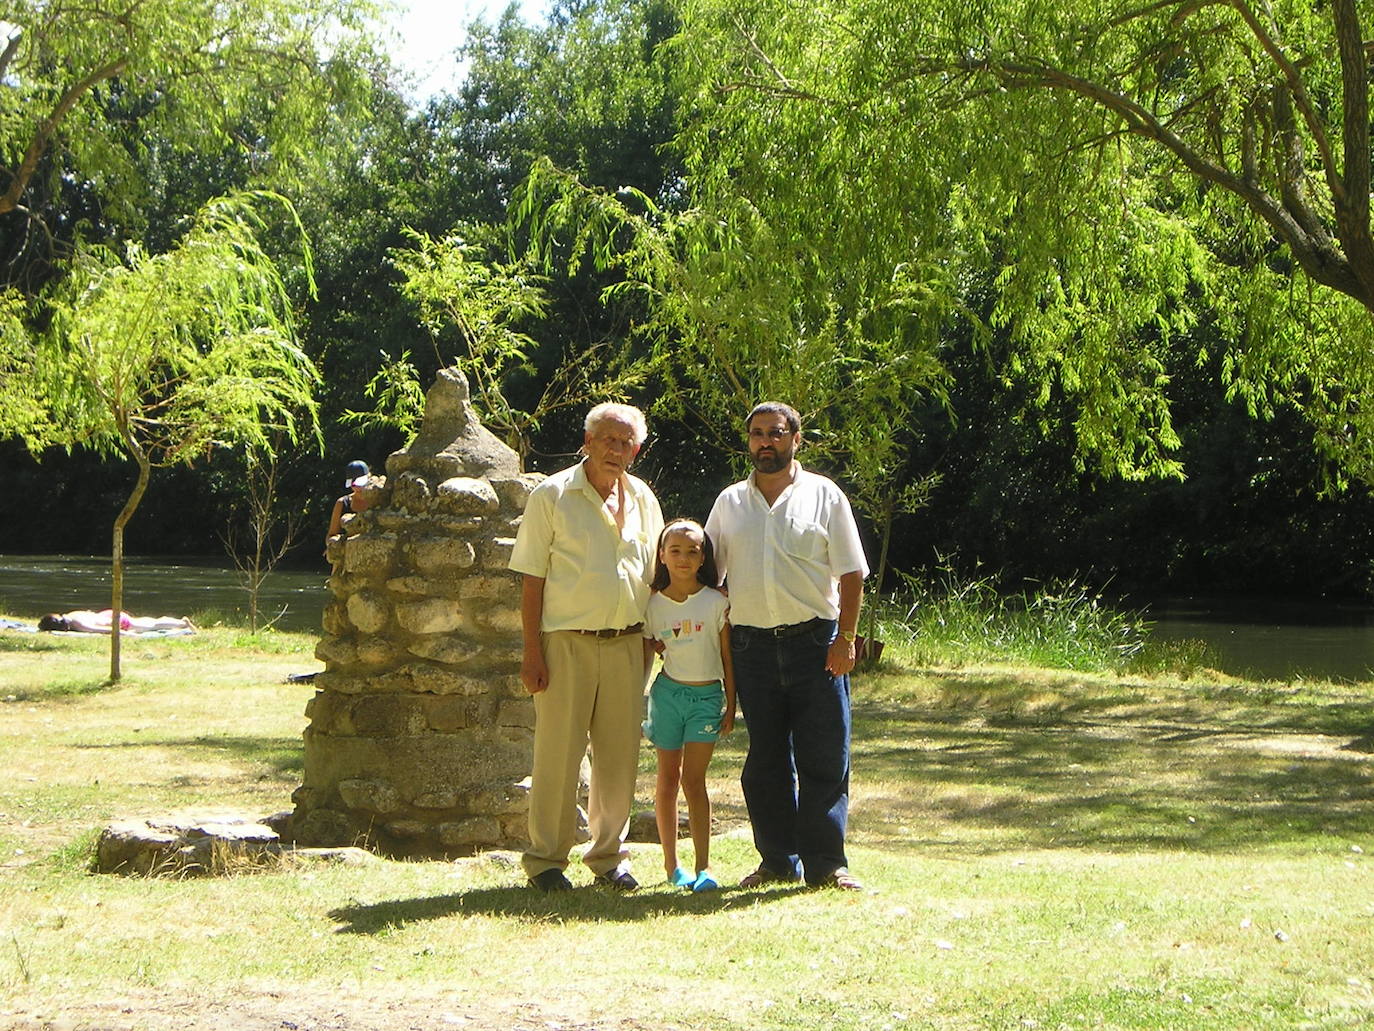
[388,0,549,99]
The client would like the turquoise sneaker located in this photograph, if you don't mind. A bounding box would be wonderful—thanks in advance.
[670,867,694,887]
[691,870,719,892]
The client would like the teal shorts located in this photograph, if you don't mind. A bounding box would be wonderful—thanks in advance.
[642,672,726,750]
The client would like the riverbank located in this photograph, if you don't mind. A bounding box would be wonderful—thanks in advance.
[10,555,1374,679]
[1,622,1372,1030]
[0,555,330,634]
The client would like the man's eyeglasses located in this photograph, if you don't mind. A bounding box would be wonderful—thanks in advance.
[748,428,792,442]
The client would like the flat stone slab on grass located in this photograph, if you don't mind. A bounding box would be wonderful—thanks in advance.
[95,810,375,876]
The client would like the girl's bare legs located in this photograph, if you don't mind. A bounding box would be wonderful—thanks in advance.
[655,748,683,877]
[680,741,716,873]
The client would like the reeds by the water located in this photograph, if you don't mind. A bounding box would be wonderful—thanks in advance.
[869,568,1164,673]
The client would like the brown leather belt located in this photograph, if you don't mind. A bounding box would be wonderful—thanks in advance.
[572,623,644,639]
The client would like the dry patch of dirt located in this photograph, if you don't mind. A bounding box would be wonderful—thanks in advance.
[0,984,669,1031]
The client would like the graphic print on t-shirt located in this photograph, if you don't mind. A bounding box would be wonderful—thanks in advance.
[661,620,705,641]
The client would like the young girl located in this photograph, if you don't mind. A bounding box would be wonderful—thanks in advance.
[642,519,736,892]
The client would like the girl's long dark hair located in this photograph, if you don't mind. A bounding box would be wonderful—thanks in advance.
[650,519,720,592]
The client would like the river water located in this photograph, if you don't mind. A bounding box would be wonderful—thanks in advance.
[3,556,1374,682]
[1144,596,1374,683]
[0,554,329,634]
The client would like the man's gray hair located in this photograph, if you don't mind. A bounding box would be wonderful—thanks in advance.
[585,402,648,445]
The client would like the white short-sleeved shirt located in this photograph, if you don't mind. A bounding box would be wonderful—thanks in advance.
[509,460,664,632]
[705,463,869,629]
[644,587,730,683]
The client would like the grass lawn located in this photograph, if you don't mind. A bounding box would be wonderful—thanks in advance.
[1,619,1372,1030]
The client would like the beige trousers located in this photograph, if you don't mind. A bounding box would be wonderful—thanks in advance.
[522,630,645,879]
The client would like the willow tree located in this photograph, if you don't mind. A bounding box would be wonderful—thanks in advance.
[667,0,1374,485]
[516,154,953,608]
[0,192,320,680]
[0,0,379,285]
[386,225,662,466]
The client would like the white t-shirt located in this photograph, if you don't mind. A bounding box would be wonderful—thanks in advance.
[705,463,869,629]
[643,586,730,683]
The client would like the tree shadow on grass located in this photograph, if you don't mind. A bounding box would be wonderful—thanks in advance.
[327,882,805,934]
[851,670,1374,855]
[5,679,117,702]
[0,632,84,653]
[73,734,302,776]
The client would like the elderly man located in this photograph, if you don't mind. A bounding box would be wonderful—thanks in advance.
[705,402,869,891]
[509,402,664,892]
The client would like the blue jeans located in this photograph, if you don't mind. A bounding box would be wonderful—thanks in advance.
[731,618,850,884]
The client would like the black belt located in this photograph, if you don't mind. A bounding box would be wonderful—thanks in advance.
[573,623,644,639]
[739,618,827,638]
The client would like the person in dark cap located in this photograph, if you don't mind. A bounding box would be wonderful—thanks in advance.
[324,460,374,558]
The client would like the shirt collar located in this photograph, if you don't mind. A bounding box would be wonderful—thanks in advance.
[747,460,803,499]
[573,458,633,508]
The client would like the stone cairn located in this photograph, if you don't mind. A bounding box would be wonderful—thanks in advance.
[292,368,543,857]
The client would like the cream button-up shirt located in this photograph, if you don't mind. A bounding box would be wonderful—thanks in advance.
[509,459,664,632]
[706,463,869,629]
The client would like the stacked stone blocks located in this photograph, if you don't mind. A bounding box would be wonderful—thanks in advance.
[293,369,543,857]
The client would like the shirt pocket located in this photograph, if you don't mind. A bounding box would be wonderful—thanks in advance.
[619,528,653,568]
[780,516,828,562]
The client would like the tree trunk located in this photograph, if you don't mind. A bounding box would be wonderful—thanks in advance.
[0,56,129,218]
[109,522,123,683]
[109,452,152,682]
[860,496,895,666]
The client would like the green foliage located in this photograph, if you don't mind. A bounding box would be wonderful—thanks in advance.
[875,567,1151,673]
[670,0,1374,485]
[390,225,549,451]
[515,148,953,610]
[515,158,951,472]
[0,0,381,235]
[342,350,429,439]
[670,0,1185,481]
[221,446,310,634]
[0,0,394,567]
[7,193,320,463]
[0,291,39,438]
[455,0,682,198]
[388,225,651,461]
[307,0,684,481]
[0,191,320,678]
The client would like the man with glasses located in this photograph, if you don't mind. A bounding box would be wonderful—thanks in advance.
[705,402,869,890]
[510,403,664,892]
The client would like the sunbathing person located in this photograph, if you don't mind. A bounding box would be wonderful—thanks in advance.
[37,610,195,634]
